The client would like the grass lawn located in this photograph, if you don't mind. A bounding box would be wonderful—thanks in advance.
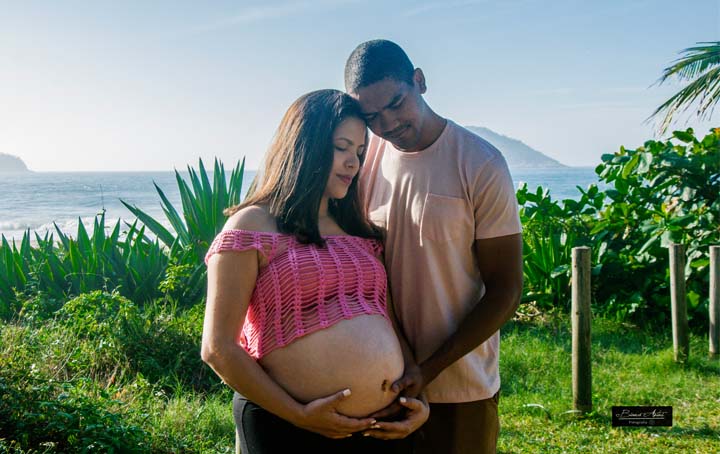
[498,316,720,453]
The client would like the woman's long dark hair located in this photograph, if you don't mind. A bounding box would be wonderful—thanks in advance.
[225,89,381,246]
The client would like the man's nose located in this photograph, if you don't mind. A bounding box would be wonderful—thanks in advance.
[378,110,398,132]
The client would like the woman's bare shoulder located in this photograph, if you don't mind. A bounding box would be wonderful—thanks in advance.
[223,205,277,233]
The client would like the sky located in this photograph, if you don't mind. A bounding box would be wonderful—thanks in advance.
[1,0,719,171]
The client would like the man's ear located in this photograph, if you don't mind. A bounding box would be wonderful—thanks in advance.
[413,68,427,94]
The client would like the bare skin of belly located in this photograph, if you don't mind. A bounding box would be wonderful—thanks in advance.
[259,314,404,418]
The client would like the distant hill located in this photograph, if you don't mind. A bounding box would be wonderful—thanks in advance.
[0,153,30,172]
[465,126,567,169]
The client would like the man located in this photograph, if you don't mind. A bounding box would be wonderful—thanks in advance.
[344,40,523,454]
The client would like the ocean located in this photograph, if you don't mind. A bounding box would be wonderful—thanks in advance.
[0,167,600,242]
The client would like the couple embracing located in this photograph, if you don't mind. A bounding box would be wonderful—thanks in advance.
[202,39,523,454]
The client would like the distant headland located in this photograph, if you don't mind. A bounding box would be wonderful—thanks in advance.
[0,153,30,172]
[466,126,568,169]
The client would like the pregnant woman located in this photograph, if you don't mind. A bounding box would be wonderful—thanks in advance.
[201,89,428,453]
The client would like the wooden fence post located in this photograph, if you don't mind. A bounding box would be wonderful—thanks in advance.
[710,246,719,358]
[669,243,689,362]
[572,246,592,412]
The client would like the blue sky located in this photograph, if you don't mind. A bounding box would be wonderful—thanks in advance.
[1,0,718,171]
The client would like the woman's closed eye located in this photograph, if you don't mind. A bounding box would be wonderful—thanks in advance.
[336,146,365,158]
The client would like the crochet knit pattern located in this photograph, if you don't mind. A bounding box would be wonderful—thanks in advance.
[205,229,388,359]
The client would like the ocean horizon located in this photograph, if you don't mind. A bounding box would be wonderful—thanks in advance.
[1,167,601,242]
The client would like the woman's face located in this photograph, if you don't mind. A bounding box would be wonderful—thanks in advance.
[323,116,367,201]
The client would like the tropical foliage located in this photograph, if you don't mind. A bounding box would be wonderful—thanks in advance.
[121,157,246,304]
[121,158,245,257]
[521,127,719,326]
[0,215,167,319]
[0,158,244,320]
[517,182,602,310]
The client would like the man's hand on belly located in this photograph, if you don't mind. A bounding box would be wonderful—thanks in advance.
[391,361,425,397]
[369,360,424,420]
[362,395,429,440]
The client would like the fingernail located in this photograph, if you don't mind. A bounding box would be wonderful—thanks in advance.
[342,389,351,397]
[370,419,377,425]
[371,424,381,429]
[400,397,407,403]
[363,433,370,437]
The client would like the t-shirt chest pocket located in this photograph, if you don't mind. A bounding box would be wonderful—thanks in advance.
[420,193,470,244]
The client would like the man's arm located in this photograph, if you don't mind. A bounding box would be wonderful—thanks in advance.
[417,232,523,390]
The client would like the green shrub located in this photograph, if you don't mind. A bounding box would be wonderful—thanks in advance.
[0,366,150,452]
[519,127,719,328]
[51,291,217,391]
[18,293,63,324]
[119,302,218,392]
[518,183,603,312]
[591,128,719,325]
[0,294,221,452]
[58,290,138,338]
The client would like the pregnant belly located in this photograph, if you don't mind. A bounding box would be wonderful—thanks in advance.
[259,314,404,417]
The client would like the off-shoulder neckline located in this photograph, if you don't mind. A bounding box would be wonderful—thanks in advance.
[219,228,378,240]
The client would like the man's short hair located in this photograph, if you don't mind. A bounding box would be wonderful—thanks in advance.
[344,39,415,94]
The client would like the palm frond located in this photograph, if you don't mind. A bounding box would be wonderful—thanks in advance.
[650,66,720,134]
[649,42,720,135]
[656,42,720,83]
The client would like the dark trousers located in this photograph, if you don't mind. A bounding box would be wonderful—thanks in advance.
[233,393,411,454]
[411,392,501,454]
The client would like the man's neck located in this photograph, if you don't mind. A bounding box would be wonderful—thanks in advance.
[421,111,447,150]
[408,109,447,152]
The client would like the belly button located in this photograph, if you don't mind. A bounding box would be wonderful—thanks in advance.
[381,379,388,391]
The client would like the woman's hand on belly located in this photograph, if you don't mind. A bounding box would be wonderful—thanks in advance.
[291,388,378,439]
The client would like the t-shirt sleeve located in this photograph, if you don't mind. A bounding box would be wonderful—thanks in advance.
[472,155,522,239]
[204,229,278,264]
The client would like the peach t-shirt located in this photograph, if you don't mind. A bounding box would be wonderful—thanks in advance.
[360,120,521,403]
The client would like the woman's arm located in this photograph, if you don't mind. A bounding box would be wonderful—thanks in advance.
[202,248,302,420]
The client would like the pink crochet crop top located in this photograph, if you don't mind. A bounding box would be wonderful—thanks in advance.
[205,229,388,359]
